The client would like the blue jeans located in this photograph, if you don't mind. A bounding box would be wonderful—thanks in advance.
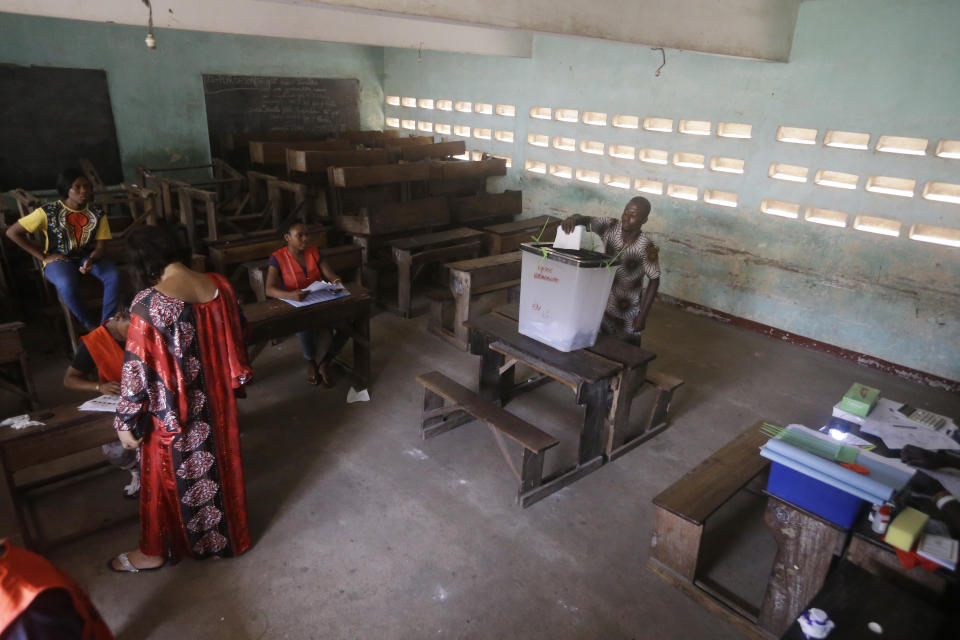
[297,328,349,363]
[44,257,121,329]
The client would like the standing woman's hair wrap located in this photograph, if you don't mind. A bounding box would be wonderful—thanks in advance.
[123,223,192,291]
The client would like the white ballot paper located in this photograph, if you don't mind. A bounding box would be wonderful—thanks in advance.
[346,387,370,403]
[553,225,602,251]
[78,394,120,413]
[282,281,350,308]
[849,398,960,452]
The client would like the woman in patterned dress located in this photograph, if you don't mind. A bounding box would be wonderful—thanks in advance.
[108,225,253,572]
[561,196,661,345]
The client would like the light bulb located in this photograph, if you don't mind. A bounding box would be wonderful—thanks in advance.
[145,32,156,49]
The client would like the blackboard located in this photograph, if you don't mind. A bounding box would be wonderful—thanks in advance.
[0,65,123,191]
[202,74,361,158]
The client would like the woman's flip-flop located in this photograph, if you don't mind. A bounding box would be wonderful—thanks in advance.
[305,362,320,385]
[107,552,165,573]
[317,365,334,389]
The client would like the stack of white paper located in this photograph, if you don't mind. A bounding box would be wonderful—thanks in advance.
[282,281,350,308]
[78,394,120,412]
[833,397,959,451]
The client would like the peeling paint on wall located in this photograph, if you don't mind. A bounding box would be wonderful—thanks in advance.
[384,0,960,380]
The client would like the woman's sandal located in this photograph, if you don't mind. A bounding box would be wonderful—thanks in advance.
[107,552,165,573]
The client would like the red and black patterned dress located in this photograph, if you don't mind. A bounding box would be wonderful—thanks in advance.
[114,273,253,561]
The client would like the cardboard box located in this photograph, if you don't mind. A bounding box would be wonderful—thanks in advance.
[838,383,880,418]
[766,462,865,529]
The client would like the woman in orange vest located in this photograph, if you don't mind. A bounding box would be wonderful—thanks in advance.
[0,540,113,639]
[264,222,348,387]
[62,307,139,498]
[63,308,129,396]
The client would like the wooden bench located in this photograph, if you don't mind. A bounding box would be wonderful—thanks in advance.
[245,244,363,302]
[285,149,393,219]
[249,138,352,167]
[399,140,466,163]
[206,224,330,282]
[266,176,327,223]
[649,423,771,585]
[429,252,521,350]
[583,341,670,459]
[645,371,684,432]
[328,162,436,234]
[330,161,432,191]
[137,159,245,223]
[648,422,851,639]
[448,190,521,227]
[286,148,390,174]
[415,371,559,506]
[488,303,671,457]
[374,135,434,149]
[649,423,773,634]
[482,215,560,254]
[0,403,133,550]
[336,197,450,238]
[78,158,136,220]
[342,129,399,145]
[427,158,507,197]
[219,130,315,170]
[244,285,372,390]
[389,228,486,318]
[118,183,161,234]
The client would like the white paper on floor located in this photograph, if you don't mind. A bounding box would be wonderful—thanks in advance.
[346,387,370,403]
[0,414,45,429]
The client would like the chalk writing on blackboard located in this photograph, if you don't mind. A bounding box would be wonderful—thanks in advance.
[202,74,360,139]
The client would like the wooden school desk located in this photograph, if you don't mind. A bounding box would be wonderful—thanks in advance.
[0,403,128,551]
[464,309,663,505]
[649,421,954,639]
[243,284,373,390]
[489,304,678,458]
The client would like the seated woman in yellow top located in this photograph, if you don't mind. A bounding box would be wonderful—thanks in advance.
[5,169,120,330]
[265,222,348,386]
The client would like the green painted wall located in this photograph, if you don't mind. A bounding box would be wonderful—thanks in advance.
[0,12,385,179]
[383,0,960,382]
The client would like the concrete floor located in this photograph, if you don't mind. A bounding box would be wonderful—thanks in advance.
[2,300,959,639]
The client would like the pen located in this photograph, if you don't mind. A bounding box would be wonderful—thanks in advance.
[891,424,918,430]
